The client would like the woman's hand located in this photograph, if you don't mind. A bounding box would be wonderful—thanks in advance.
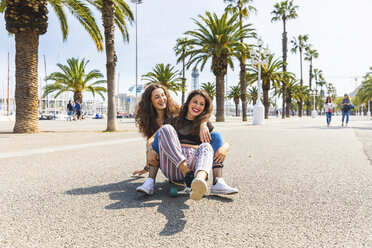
[147,150,159,166]
[132,168,148,176]
[199,122,211,143]
[214,144,229,164]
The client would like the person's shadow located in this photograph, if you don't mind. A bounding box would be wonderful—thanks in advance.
[66,177,233,236]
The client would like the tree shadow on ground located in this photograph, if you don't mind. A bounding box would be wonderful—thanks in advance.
[66,177,233,236]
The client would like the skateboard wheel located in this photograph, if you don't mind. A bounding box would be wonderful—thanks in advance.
[170,187,178,197]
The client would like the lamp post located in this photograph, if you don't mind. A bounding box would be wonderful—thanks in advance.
[131,0,143,104]
[250,37,270,125]
[312,87,317,118]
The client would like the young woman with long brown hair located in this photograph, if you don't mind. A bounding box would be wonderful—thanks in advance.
[134,85,237,196]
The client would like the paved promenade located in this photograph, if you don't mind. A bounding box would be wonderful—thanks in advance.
[0,116,371,247]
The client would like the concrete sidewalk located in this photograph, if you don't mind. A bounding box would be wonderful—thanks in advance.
[0,115,371,247]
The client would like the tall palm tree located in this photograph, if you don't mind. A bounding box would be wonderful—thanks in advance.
[142,63,183,95]
[87,0,134,131]
[201,82,216,101]
[224,0,257,122]
[178,12,254,122]
[356,77,372,110]
[271,0,299,119]
[227,85,241,116]
[247,54,283,119]
[43,58,107,103]
[174,37,193,104]
[1,0,103,133]
[304,46,319,116]
[290,34,309,117]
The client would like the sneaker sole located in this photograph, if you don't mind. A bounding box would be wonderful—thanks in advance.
[210,190,238,195]
[136,187,153,195]
[190,178,207,201]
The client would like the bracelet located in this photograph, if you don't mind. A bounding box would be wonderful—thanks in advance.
[144,166,149,172]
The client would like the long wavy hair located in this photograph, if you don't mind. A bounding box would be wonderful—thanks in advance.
[325,96,333,103]
[135,84,179,139]
[174,90,213,135]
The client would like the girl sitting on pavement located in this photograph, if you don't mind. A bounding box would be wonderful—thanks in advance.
[146,90,218,200]
[134,85,237,196]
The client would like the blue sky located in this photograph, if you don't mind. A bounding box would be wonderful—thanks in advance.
[1,0,372,105]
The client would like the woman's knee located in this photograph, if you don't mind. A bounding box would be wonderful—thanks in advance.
[159,124,176,137]
[198,142,213,152]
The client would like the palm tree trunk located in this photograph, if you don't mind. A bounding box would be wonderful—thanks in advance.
[103,0,117,131]
[263,88,269,119]
[235,103,239,116]
[182,57,186,104]
[240,58,248,121]
[307,61,313,116]
[281,20,287,119]
[73,92,83,103]
[215,74,225,122]
[286,97,291,118]
[13,32,40,133]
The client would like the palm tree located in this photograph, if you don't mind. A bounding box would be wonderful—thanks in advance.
[271,0,299,119]
[247,54,283,119]
[174,37,193,104]
[142,63,183,95]
[178,12,254,122]
[247,86,258,105]
[201,82,216,101]
[356,77,372,111]
[43,58,107,103]
[304,46,319,116]
[1,0,103,133]
[290,34,309,117]
[224,0,257,122]
[228,85,241,116]
[86,0,134,131]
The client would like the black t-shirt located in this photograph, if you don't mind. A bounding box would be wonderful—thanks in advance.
[67,103,73,111]
[164,116,214,145]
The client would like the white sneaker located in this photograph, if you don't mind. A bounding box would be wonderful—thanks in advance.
[211,178,238,195]
[190,178,207,201]
[136,178,154,195]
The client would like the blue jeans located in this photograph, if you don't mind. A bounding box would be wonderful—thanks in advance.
[67,110,73,120]
[326,112,332,124]
[152,130,224,167]
[342,110,350,123]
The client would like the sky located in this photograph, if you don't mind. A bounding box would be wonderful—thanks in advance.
[1,0,372,106]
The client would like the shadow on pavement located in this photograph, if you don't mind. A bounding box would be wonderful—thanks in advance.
[66,177,233,236]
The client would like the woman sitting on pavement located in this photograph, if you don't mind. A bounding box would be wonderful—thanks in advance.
[133,84,237,196]
[146,90,219,200]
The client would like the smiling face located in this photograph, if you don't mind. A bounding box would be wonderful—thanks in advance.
[186,94,205,120]
[151,88,167,111]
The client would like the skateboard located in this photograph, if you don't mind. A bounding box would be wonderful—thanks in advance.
[168,179,191,197]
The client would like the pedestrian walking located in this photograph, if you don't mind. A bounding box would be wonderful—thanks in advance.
[341,93,351,127]
[74,100,82,121]
[324,96,334,126]
[67,100,74,121]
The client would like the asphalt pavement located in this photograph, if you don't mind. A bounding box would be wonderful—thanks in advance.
[0,115,371,247]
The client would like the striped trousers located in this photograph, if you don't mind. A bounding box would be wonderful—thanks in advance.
[158,124,214,182]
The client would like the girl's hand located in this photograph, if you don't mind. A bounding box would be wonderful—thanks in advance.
[199,123,211,143]
[214,145,229,164]
[132,168,147,176]
[147,150,159,166]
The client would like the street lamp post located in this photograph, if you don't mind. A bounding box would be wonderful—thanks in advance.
[131,0,142,104]
[250,37,270,125]
[312,88,317,118]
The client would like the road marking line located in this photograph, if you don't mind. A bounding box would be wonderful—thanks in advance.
[0,138,142,160]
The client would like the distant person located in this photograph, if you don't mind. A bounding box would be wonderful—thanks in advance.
[75,100,82,120]
[341,93,351,127]
[324,96,334,127]
[67,100,74,121]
